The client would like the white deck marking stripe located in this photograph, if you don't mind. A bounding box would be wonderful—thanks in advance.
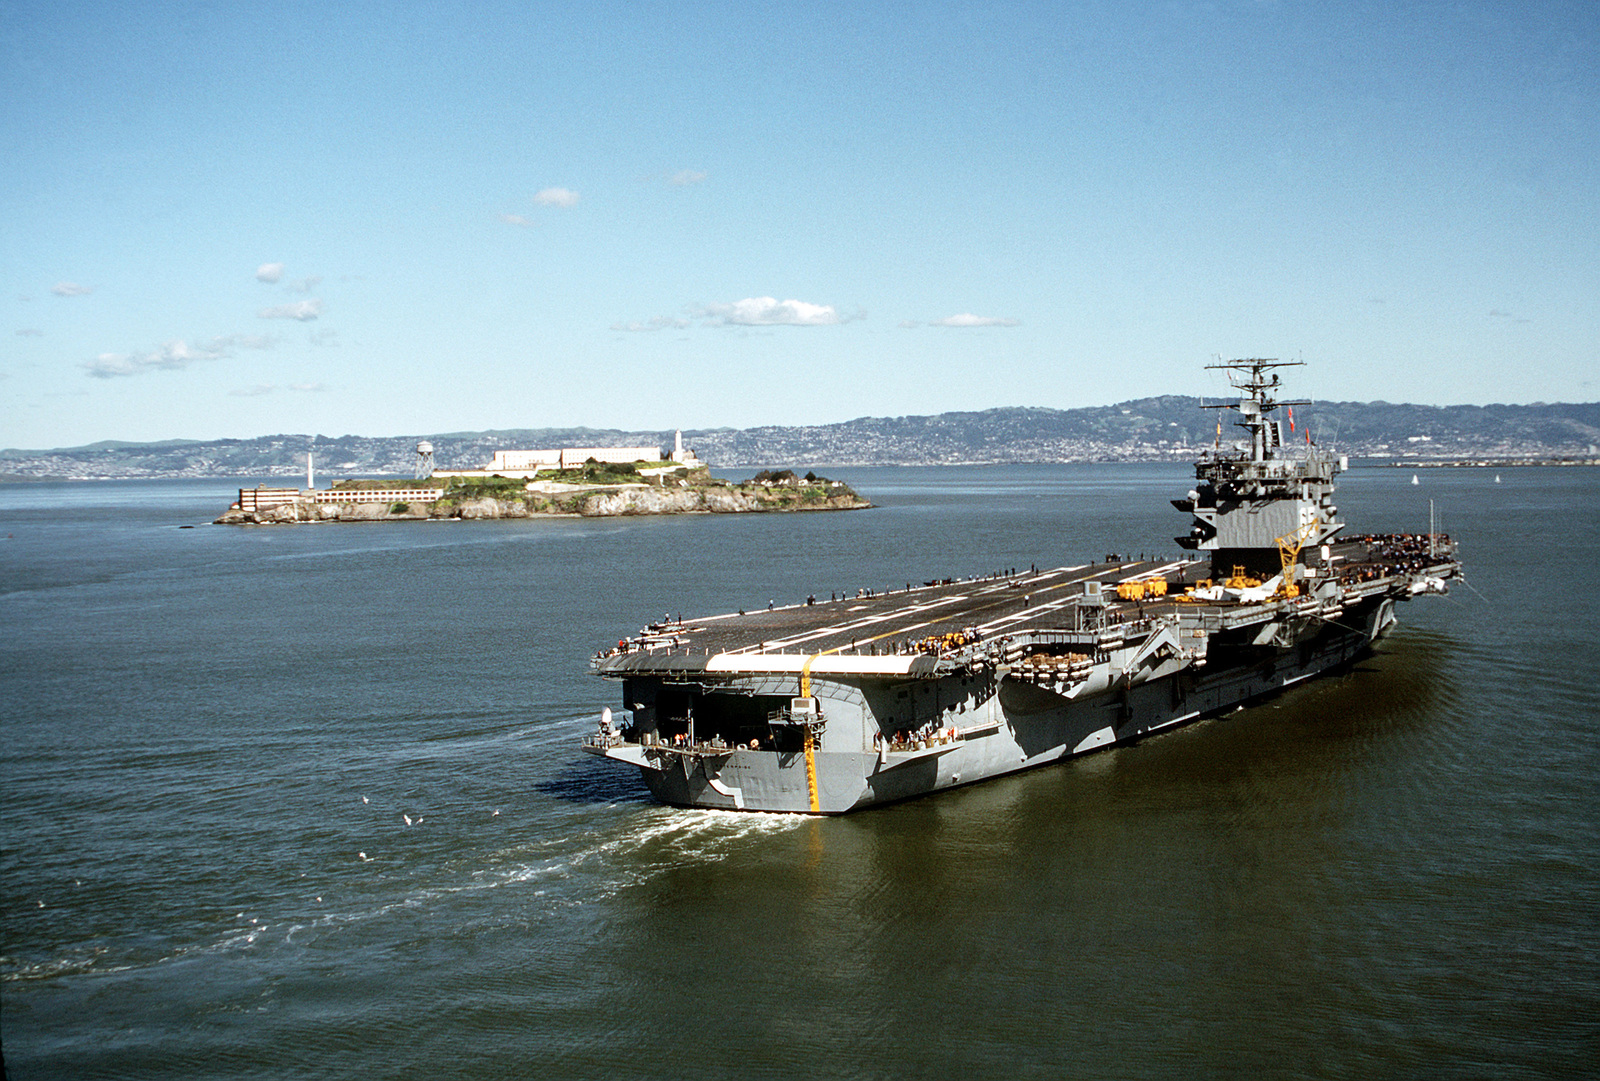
[733,594,979,653]
[695,565,1132,660]
[705,654,920,675]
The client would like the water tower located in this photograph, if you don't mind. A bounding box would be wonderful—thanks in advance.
[415,441,435,479]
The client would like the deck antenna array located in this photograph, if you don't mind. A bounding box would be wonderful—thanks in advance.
[415,441,435,479]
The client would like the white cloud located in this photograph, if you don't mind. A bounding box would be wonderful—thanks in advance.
[929,313,1020,328]
[618,297,859,330]
[83,333,271,379]
[898,320,921,329]
[307,328,339,347]
[499,213,535,226]
[258,299,323,321]
[287,275,322,293]
[613,315,691,332]
[231,381,328,397]
[669,170,707,186]
[699,297,844,326]
[256,263,284,283]
[534,187,579,207]
[52,282,92,297]
[16,327,43,337]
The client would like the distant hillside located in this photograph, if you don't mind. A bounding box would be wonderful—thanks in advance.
[3,398,1597,480]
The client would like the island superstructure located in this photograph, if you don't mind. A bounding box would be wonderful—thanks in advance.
[583,360,1461,813]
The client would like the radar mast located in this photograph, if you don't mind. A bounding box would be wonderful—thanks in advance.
[1201,358,1310,463]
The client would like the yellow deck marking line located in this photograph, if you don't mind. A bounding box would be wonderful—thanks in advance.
[802,725,820,813]
[799,652,832,812]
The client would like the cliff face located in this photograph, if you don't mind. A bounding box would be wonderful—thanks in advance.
[214,482,870,524]
[576,485,864,515]
[580,488,713,515]
[454,497,529,519]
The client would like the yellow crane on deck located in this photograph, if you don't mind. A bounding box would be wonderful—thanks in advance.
[1275,521,1320,598]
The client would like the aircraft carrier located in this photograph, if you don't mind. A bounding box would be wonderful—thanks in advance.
[582,359,1461,813]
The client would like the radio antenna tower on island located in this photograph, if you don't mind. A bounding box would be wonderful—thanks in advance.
[415,441,435,479]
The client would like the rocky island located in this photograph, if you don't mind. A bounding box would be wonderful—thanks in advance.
[214,461,870,525]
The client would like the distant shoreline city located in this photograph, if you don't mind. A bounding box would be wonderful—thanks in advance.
[3,395,1597,482]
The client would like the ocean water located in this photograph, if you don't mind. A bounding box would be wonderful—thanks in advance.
[2,464,1596,1080]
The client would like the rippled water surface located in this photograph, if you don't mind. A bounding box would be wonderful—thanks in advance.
[3,465,1597,1079]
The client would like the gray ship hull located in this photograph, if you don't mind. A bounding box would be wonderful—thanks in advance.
[587,590,1405,814]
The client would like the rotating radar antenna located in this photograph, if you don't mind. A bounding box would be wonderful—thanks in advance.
[415,441,435,479]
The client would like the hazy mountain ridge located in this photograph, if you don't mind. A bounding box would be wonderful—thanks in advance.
[4,398,1598,480]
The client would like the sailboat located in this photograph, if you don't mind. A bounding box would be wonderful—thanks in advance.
[1411,474,1419,485]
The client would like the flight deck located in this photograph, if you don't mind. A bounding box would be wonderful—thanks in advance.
[594,534,1454,676]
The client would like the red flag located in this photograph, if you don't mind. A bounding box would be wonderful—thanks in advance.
[1287,406,1295,432]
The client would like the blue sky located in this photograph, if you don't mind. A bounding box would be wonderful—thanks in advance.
[4,0,1596,449]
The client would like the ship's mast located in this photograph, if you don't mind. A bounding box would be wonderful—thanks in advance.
[1202,358,1310,462]
[1179,358,1344,579]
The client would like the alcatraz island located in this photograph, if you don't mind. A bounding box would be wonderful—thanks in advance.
[214,432,870,525]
